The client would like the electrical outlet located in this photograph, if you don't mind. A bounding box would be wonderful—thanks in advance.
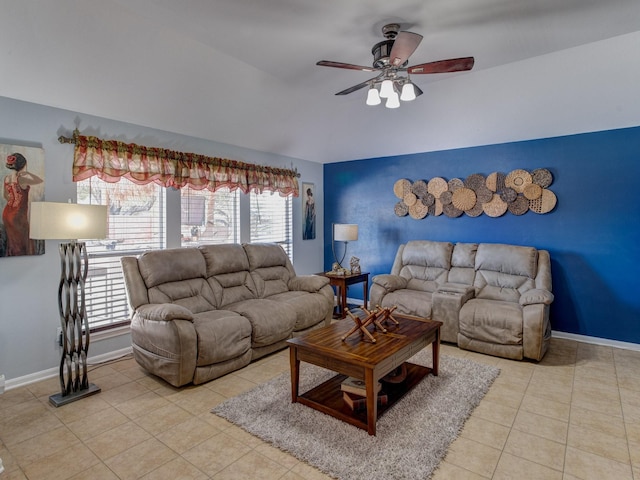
[0,373,5,394]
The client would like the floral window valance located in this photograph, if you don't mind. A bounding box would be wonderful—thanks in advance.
[59,130,299,197]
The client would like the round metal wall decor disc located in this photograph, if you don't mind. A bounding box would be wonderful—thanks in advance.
[505,169,532,193]
[483,194,508,217]
[464,173,486,191]
[529,189,557,214]
[499,187,518,203]
[404,192,418,206]
[439,190,453,205]
[393,179,412,199]
[475,185,494,204]
[448,178,464,192]
[465,202,484,217]
[452,187,477,211]
[427,177,448,198]
[486,172,506,192]
[523,183,542,200]
[394,201,409,216]
[409,201,429,219]
[421,193,435,207]
[532,168,553,188]
[411,180,428,197]
[443,203,463,217]
[508,195,529,215]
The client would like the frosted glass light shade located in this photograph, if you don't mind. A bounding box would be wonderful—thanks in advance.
[333,223,358,242]
[385,91,400,109]
[400,82,416,101]
[30,202,108,240]
[366,87,381,105]
[379,79,394,98]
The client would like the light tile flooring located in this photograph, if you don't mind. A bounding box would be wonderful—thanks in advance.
[1,337,639,479]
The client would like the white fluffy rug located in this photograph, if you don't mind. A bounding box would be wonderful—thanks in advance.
[212,351,500,480]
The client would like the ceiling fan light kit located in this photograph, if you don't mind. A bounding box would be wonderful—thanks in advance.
[317,23,474,109]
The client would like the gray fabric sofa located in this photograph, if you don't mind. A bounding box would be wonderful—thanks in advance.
[121,243,334,387]
[370,240,553,361]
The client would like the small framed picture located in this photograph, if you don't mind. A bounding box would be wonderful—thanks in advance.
[302,182,315,240]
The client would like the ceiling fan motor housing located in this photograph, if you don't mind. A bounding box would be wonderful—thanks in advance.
[372,24,407,68]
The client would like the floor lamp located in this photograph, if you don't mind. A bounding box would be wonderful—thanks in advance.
[30,201,108,407]
[332,223,358,270]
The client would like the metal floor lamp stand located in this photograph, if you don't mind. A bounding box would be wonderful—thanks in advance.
[49,240,101,407]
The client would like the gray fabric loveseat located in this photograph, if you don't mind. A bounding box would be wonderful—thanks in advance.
[121,243,334,386]
[370,240,553,361]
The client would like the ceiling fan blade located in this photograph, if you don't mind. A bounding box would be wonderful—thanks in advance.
[316,60,376,72]
[413,84,424,97]
[388,32,423,67]
[335,75,383,95]
[407,57,475,74]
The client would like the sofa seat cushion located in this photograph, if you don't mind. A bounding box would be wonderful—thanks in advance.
[459,299,523,346]
[267,291,331,331]
[379,289,433,319]
[192,310,252,366]
[227,299,297,347]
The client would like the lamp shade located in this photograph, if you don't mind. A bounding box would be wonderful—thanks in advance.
[29,202,108,240]
[333,223,358,242]
[400,82,416,101]
[366,86,381,106]
[385,91,400,109]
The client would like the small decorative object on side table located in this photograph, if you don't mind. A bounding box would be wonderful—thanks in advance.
[350,256,361,274]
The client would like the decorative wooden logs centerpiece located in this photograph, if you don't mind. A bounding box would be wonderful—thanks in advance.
[342,305,400,343]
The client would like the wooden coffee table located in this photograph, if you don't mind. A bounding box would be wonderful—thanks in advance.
[287,314,442,435]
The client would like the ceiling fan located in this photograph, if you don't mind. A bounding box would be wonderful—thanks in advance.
[316,23,474,108]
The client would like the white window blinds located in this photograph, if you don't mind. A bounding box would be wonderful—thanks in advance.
[250,191,293,260]
[77,178,166,331]
[180,186,239,246]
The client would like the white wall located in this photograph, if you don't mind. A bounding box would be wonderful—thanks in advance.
[0,96,324,383]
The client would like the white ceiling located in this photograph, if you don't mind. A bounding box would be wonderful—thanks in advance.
[1,0,640,163]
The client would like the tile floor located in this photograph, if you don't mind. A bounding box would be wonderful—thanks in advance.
[0,337,639,479]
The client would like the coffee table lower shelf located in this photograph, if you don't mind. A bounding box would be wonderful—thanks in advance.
[296,362,432,432]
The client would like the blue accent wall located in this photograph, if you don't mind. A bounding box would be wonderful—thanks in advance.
[324,126,640,345]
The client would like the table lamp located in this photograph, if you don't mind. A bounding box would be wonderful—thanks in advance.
[332,223,358,270]
[30,201,108,407]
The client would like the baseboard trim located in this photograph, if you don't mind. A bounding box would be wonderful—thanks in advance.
[4,346,133,392]
[551,331,640,352]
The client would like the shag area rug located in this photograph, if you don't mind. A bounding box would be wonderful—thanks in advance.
[212,351,500,480]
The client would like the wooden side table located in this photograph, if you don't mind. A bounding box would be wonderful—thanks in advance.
[316,272,369,319]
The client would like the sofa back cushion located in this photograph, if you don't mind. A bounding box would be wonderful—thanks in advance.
[448,243,478,285]
[474,243,538,302]
[199,244,257,307]
[137,248,217,313]
[397,241,453,292]
[243,243,295,298]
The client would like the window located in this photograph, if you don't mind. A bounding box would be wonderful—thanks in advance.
[181,186,239,246]
[250,191,293,260]
[77,178,166,331]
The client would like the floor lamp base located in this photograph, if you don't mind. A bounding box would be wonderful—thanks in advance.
[49,383,101,408]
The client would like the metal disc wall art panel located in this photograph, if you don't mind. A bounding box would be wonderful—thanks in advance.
[392,169,556,220]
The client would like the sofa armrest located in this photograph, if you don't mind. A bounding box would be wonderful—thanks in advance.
[135,303,195,322]
[288,275,330,293]
[372,274,407,292]
[520,289,554,306]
